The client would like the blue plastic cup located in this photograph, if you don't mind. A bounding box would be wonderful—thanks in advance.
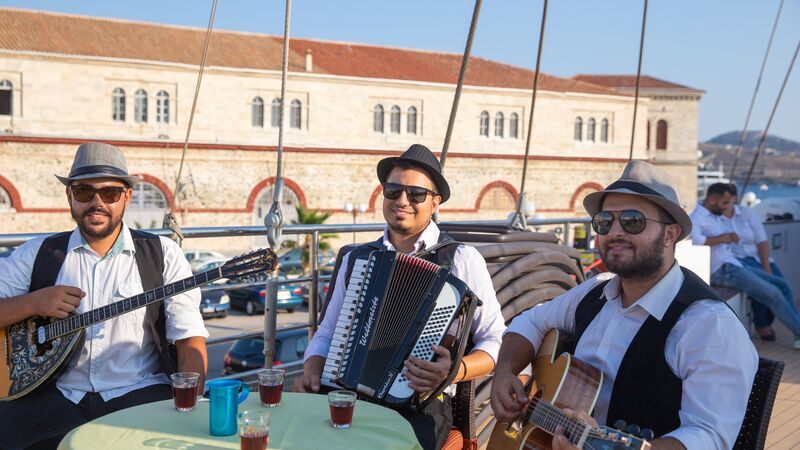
[208,379,249,436]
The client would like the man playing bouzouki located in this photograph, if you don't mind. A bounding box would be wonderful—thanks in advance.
[490,161,758,450]
[0,143,208,449]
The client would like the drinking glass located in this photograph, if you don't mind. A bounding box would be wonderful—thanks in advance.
[238,410,270,450]
[258,368,285,407]
[170,372,199,412]
[328,390,357,429]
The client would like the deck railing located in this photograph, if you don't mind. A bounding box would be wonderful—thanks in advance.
[0,217,592,384]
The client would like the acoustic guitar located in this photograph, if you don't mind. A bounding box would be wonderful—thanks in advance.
[488,329,650,450]
[0,248,277,401]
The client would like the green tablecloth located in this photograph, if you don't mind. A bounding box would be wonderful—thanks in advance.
[59,391,423,450]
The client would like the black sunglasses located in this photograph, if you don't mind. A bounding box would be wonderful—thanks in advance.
[382,182,438,204]
[70,185,127,203]
[591,210,673,235]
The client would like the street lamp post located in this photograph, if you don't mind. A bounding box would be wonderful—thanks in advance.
[343,201,368,243]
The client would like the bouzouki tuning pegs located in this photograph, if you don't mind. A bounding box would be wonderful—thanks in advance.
[639,428,654,440]
[625,424,641,437]
[613,419,627,431]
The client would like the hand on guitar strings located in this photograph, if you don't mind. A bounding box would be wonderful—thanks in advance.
[403,344,451,393]
[552,408,598,450]
[489,370,529,423]
[28,285,85,319]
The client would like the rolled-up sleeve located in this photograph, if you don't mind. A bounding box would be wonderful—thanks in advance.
[160,237,209,342]
[689,209,709,245]
[452,246,505,361]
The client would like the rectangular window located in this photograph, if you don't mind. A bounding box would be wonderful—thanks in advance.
[0,91,10,116]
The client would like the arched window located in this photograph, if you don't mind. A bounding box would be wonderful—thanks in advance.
[479,111,489,137]
[509,113,519,139]
[646,120,651,150]
[156,91,169,124]
[481,186,516,211]
[587,118,596,142]
[252,97,264,128]
[574,116,582,141]
[495,112,504,138]
[112,88,126,122]
[600,118,609,143]
[407,106,417,134]
[134,89,148,123]
[0,186,12,212]
[373,105,384,133]
[290,99,302,129]
[656,120,668,150]
[390,105,401,134]
[254,185,300,225]
[271,98,281,128]
[125,181,168,229]
[0,80,12,116]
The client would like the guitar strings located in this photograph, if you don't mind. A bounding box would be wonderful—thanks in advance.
[525,397,632,444]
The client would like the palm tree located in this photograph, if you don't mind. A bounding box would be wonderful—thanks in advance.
[283,205,336,274]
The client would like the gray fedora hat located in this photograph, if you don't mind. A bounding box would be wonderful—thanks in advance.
[56,142,142,187]
[583,160,692,241]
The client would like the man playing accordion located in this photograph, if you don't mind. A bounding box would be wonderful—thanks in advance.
[296,144,505,450]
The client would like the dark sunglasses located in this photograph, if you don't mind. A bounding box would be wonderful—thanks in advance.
[382,182,438,204]
[591,210,673,235]
[70,185,127,203]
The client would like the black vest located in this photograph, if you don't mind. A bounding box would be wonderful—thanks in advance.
[319,232,462,324]
[30,229,179,376]
[573,267,722,437]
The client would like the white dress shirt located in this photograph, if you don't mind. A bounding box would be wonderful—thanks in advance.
[724,205,769,262]
[690,203,743,274]
[506,263,758,450]
[305,221,506,395]
[0,224,209,403]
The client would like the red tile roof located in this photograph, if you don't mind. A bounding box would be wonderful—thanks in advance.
[571,74,703,92]
[0,7,624,96]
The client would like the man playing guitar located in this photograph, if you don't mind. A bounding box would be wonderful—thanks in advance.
[0,143,208,448]
[490,161,758,450]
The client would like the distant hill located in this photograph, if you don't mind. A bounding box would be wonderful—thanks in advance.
[706,131,800,154]
[700,131,800,183]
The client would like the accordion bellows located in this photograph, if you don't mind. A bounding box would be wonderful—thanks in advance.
[322,250,472,408]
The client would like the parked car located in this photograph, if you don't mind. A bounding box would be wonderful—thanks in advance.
[277,248,336,274]
[223,328,309,374]
[0,247,12,258]
[199,286,230,319]
[228,277,304,315]
[193,258,228,274]
[184,250,226,271]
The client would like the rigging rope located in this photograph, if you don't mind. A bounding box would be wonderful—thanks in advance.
[510,0,549,230]
[741,38,799,195]
[728,0,785,181]
[439,0,483,170]
[264,0,292,249]
[628,0,648,161]
[163,0,220,243]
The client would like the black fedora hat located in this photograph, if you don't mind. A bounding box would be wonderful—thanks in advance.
[377,144,450,203]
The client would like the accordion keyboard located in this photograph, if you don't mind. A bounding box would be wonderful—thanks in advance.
[321,256,370,388]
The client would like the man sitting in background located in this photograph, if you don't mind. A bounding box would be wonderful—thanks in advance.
[691,182,800,349]
[723,183,795,341]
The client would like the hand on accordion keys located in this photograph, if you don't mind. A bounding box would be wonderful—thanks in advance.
[402,344,452,393]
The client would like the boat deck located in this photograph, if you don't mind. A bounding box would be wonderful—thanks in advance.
[756,322,800,449]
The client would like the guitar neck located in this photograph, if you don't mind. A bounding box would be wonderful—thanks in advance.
[527,397,590,447]
[43,268,223,341]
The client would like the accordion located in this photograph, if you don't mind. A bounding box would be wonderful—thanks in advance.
[321,249,479,409]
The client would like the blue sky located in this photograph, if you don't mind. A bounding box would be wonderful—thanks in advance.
[3,0,798,142]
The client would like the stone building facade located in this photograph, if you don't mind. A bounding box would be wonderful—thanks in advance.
[0,9,703,251]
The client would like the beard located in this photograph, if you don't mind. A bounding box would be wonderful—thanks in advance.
[71,205,123,240]
[601,232,666,280]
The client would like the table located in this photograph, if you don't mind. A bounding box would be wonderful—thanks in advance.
[58,391,423,450]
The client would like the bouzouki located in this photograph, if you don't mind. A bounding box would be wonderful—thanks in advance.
[0,248,277,401]
[488,329,650,450]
